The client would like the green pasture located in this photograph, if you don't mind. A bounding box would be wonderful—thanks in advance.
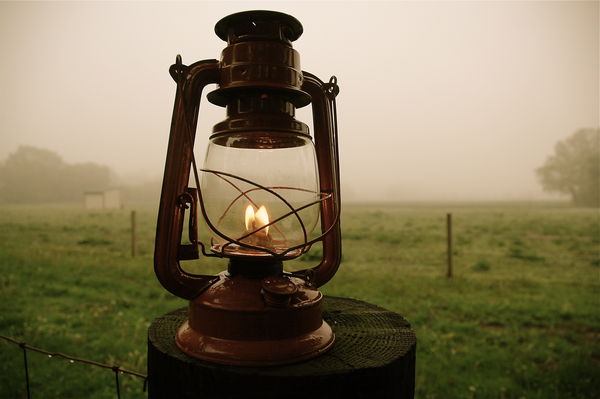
[0,202,598,398]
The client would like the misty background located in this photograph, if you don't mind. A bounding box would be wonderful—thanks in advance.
[0,1,598,203]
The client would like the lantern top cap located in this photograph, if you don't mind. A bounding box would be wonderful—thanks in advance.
[214,10,303,43]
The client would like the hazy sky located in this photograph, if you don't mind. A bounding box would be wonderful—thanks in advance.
[0,1,598,201]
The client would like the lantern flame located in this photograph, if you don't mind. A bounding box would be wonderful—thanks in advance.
[244,205,254,231]
[245,205,270,235]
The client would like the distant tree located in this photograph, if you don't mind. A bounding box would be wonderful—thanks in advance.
[536,128,599,207]
[0,145,113,203]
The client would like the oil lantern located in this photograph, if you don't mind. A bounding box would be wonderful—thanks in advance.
[154,10,341,366]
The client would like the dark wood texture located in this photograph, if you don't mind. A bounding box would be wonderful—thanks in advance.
[148,296,416,399]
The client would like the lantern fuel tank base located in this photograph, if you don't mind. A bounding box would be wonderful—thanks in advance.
[175,272,335,366]
[176,320,334,366]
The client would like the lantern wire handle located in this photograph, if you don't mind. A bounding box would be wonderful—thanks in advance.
[208,171,291,242]
[197,169,298,257]
[203,171,335,258]
[198,169,330,258]
[221,189,331,256]
[213,184,327,249]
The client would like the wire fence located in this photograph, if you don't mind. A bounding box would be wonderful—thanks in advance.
[0,334,147,399]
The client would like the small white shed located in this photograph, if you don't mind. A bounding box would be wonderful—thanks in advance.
[84,189,121,209]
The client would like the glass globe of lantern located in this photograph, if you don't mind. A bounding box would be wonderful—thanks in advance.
[201,129,321,259]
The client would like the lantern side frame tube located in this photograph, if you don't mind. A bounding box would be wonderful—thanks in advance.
[154,58,221,300]
[297,72,342,288]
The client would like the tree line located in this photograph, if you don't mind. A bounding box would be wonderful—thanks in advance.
[536,128,599,208]
[1,129,598,206]
[0,146,164,204]
[0,146,113,203]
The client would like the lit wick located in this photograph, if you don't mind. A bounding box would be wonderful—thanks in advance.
[244,205,272,247]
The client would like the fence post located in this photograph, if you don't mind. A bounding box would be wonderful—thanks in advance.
[20,343,31,399]
[446,213,453,278]
[131,210,137,257]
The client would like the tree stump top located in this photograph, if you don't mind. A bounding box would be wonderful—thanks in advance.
[148,296,416,398]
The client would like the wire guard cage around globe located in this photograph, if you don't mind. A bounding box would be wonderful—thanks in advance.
[195,168,337,260]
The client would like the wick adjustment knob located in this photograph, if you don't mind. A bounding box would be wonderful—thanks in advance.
[261,277,298,307]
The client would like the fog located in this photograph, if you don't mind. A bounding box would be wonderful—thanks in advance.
[0,1,598,202]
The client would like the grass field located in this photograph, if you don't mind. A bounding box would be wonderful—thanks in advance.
[0,202,598,398]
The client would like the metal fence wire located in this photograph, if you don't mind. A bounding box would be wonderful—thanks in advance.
[1,335,148,399]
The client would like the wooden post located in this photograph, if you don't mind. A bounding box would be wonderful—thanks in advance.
[148,297,416,399]
[131,210,137,257]
[446,213,453,278]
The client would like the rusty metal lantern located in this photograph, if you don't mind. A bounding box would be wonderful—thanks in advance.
[154,10,341,366]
